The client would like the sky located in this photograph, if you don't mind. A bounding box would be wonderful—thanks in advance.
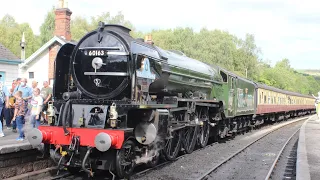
[0,0,319,69]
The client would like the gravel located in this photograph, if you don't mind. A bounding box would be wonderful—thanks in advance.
[133,118,307,180]
[205,121,303,180]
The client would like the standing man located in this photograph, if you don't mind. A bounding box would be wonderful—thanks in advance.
[0,75,8,137]
[32,81,38,91]
[4,80,16,130]
[40,81,52,123]
[13,78,32,101]
[15,78,21,88]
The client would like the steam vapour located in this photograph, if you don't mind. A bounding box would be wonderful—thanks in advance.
[134,135,163,164]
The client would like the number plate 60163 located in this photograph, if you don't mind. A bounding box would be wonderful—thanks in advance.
[86,50,108,56]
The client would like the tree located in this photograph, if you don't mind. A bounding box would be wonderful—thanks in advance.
[71,11,136,41]
[1,11,320,96]
[0,14,20,56]
[39,7,55,46]
[0,14,40,58]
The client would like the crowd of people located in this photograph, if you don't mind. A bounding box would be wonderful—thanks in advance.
[0,75,52,141]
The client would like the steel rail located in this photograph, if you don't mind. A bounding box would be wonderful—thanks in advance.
[47,172,71,180]
[264,127,300,180]
[195,116,309,180]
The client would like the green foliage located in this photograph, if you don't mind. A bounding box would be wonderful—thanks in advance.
[257,59,320,95]
[0,10,319,95]
[146,27,320,95]
[71,11,135,41]
[39,7,55,45]
[0,14,40,58]
[146,28,259,79]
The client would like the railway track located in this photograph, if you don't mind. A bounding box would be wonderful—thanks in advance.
[134,116,309,180]
[264,128,299,180]
[16,115,309,180]
[194,116,308,180]
[46,141,220,180]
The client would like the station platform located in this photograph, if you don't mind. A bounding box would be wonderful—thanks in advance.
[0,118,54,179]
[297,114,320,180]
[0,127,33,154]
[0,117,36,154]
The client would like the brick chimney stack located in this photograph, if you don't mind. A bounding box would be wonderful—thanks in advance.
[54,0,72,41]
[48,0,72,84]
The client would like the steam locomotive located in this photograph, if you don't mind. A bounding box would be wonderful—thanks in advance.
[27,22,315,179]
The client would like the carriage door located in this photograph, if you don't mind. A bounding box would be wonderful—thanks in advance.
[228,76,237,117]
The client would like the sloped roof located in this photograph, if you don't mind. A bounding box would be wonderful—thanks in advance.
[19,36,68,68]
[0,42,19,60]
[0,42,21,65]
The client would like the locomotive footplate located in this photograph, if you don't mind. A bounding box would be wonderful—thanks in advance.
[53,99,179,109]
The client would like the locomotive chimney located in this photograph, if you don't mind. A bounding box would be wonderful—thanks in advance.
[144,34,154,45]
[54,0,72,41]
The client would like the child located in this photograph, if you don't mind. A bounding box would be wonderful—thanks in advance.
[12,91,27,141]
[30,88,43,128]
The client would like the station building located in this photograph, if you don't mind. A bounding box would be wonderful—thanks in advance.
[0,43,21,87]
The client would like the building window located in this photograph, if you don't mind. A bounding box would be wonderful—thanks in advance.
[29,72,34,79]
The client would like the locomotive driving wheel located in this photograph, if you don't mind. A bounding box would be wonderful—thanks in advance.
[183,113,199,154]
[163,112,183,161]
[163,129,182,161]
[115,140,136,179]
[197,108,210,148]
